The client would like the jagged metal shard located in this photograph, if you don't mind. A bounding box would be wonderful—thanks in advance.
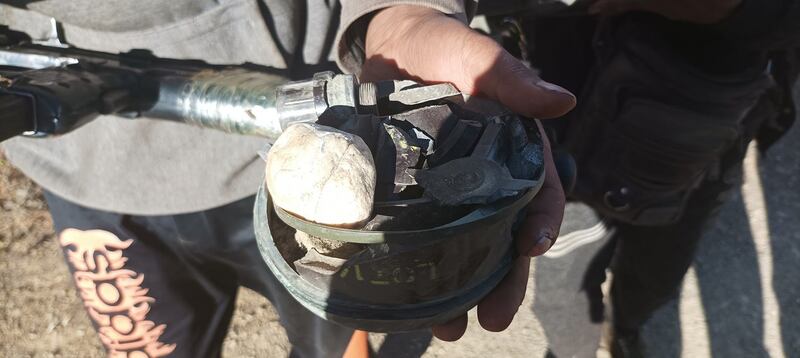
[384,124,421,189]
[387,83,461,107]
[392,104,459,147]
[508,142,544,180]
[294,248,347,288]
[415,157,537,205]
[374,123,422,198]
[505,117,544,180]
[427,119,483,167]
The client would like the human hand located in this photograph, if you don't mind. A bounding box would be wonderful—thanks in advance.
[361,5,572,341]
[588,0,742,24]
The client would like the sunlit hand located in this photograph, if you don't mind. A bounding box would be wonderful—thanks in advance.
[361,5,574,341]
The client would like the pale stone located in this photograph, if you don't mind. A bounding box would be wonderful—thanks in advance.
[265,123,376,228]
[294,231,364,259]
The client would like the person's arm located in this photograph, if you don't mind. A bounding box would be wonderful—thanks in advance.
[336,1,576,341]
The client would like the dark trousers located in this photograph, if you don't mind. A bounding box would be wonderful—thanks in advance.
[605,79,765,334]
[607,158,744,334]
[524,14,767,336]
[538,112,757,357]
[45,192,353,358]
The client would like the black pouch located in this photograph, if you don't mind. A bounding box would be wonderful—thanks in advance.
[566,18,773,226]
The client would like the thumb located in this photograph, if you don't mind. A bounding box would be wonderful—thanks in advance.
[365,6,575,118]
[460,34,576,119]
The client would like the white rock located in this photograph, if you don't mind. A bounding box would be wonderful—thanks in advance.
[294,231,364,258]
[265,123,376,228]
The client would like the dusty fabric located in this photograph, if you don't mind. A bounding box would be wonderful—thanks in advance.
[0,0,469,215]
[44,191,354,358]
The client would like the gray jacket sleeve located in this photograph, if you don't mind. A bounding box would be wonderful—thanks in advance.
[335,0,476,75]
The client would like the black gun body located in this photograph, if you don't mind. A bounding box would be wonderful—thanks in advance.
[0,42,288,142]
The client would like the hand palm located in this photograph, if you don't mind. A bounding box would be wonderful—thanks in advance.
[362,5,574,341]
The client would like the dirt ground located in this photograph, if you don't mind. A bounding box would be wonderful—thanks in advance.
[0,153,97,357]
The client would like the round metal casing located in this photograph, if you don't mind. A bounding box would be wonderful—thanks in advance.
[254,174,542,332]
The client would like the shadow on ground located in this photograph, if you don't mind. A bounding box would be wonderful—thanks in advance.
[533,87,800,358]
[643,107,800,357]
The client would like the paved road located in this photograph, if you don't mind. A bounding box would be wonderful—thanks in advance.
[640,104,800,358]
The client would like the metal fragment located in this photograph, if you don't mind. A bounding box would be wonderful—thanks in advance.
[427,119,483,167]
[386,83,461,109]
[415,157,537,205]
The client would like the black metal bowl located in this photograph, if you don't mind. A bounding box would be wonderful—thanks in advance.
[254,177,541,332]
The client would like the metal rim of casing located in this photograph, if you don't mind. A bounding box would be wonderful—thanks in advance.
[254,183,517,332]
[272,172,543,245]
